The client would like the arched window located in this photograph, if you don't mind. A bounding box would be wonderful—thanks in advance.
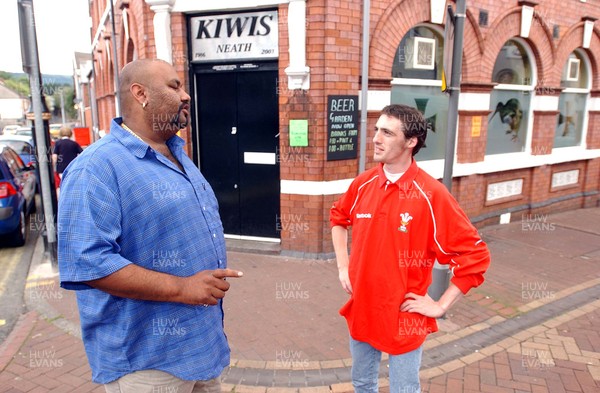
[391,25,447,161]
[554,49,591,148]
[487,39,534,155]
[126,38,137,64]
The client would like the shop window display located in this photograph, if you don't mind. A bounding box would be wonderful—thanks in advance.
[487,39,534,155]
[391,26,447,161]
[554,51,590,148]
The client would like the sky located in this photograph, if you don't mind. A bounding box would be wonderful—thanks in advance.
[0,0,92,75]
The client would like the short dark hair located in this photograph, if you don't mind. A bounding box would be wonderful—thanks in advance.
[381,104,429,156]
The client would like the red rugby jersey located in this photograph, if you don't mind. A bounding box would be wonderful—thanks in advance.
[330,160,491,354]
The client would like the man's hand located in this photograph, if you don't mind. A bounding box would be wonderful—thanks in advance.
[400,292,445,319]
[179,269,243,306]
[338,267,353,295]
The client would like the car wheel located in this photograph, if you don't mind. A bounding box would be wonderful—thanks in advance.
[10,209,27,247]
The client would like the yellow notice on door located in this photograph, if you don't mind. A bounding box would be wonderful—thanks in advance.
[471,116,482,137]
[289,119,308,147]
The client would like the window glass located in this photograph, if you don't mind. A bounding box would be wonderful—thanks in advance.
[391,85,447,161]
[391,25,447,161]
[1,149,20,178]
[487,90,530,154]
[560,52,588,90]
[554,93,586,148]
[392,26,443,80]
[491,40,532,85]
[487,39,533,155]
[554,51,589,148]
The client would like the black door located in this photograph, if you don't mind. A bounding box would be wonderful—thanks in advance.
[195,64,280,238]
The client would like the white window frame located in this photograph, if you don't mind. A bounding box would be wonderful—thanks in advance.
[554,49,592,153]
[483,37,537,168]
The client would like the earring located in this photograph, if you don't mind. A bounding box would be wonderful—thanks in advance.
[142,102,147,109]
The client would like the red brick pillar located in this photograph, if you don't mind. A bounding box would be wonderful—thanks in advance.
[583,158,600,208]
[457,111,490,163]
[586,91,600,150]
[530,111,559,155]
[278,1,362,258]
[456,83,495,163]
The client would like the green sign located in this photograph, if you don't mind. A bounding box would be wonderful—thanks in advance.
[289,119,308,147]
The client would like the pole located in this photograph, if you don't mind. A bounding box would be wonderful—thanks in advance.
[428,0,467,305]
[60,89,66,124]
[109,0,121,116]
[442,0,466,191]
[18,0,58,265]
[358,0,370,173]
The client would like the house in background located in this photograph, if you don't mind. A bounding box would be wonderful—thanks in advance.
[0,82,27,131]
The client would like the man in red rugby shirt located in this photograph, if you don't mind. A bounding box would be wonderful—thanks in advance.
[330,104,490,393]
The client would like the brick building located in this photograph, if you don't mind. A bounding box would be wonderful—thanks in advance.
[85,0,600,258]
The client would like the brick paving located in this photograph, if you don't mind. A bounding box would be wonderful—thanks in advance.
[0,207,598,392]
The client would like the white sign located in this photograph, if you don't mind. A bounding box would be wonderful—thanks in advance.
[190,11,279,62]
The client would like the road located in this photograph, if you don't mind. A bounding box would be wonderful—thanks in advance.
[0,211,41,345]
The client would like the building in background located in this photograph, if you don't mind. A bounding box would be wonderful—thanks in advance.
[84,0,600,258]
[0,82,27,130]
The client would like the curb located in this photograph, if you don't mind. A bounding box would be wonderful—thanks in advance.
[0,311,38,372]
[23,236,81,339]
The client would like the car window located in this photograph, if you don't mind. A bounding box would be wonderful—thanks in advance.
[1,148,25,177]
[0,160,7,180]
[1,141,33,155]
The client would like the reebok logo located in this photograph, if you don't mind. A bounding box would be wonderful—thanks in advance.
[356,213,372,219]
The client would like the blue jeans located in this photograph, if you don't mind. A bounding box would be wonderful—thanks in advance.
[349,337,422,393]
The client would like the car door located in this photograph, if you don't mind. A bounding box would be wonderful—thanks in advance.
[3,148,35,207]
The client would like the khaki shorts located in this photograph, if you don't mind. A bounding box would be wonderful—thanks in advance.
[104,369,221,393]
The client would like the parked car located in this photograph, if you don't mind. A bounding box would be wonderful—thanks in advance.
[0,144,37,246]
[2,125,21,135]
[15,126,32,137]
[0,135,36,166]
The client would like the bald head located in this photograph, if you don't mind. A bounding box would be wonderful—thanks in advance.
[118,59,171,113]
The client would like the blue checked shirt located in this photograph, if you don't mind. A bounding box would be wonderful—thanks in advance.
[58,118,229,384]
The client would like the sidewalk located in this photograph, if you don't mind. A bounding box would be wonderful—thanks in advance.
[0,207,599,392]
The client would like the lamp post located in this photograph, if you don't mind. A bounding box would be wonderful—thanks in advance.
[18,0,59,265]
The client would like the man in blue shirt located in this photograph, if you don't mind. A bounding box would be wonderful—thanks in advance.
[58,59,243,393]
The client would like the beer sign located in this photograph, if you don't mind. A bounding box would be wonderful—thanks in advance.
[190,10,279,62]
[327,95,359,161]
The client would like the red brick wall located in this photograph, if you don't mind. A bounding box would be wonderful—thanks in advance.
[457,111,489,163]
[530,111,558,156]
[278,0,363,256]
[85,0,600,257]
